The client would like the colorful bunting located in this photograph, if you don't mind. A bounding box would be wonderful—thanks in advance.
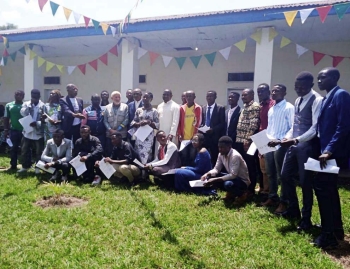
[296,44,308,58]
[128,42,137,53]
[83,16,90,28]
[313,52,325,65]
[268,28,278,42]
[332,56,344,67]
[0,68,2,76]
[29,50,37,60]
[99,53,108,65]
[67,66,76,75]
[2,49,9,57]
[250,29,262,44]
[300,8,314,24]
[162,55,173,68]
[137,47,147,60]
[280,36,291,48]
[46,61,55,72]
[56,64,64,73]
[28,44,35,50]
[92,19,100,31]
[175,57,186,70]
[334,3,350,20]
[37,56,46,67]
[18,47,26,55]
[100,23,109,35]
[316,5,332,23]
[149,52,159,65]
[73,12,81,24]
[63,7,72,21]
[234,39,247,53]
[3,57,8,66]
[10,52,16,62]
[109,45,118,56]
[284,10,298,27]
[110,26,117,37]
[89,59,98,71]
[78,64,86,75]
[50,1,59,16]
[38,0,48,12]
[204,52,216,66]
[219,46,231,60]
[2,36,9,48]
[190,55,202,68]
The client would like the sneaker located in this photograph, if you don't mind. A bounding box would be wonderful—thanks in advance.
[17,168,28,173]
[92,175,101,186]
[61,175,68,183]
[35,168,41,174]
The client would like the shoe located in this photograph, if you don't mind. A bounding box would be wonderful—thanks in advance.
[274,202,288,214]
[312,233,339,249]
[314,224,344,241]
[7,166,17,171]
[49,172,59,181]
[297,218,313,232]
[233,192,248,206]
[17,168,28,173]
[260,198,278,207]
[61,175,68,183]
[35,168,41,174]
[280,209,301,220]
[91,175,101,186]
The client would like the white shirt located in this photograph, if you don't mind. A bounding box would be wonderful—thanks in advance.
[134,100,142,110]
[23,103,42,140]
[227,105,238,134]
[266,100,294,140]
[148,141,178,167]
[157,100,180,137]
[70,98,81,126]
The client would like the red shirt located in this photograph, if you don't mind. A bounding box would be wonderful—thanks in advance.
[259,99,275,131]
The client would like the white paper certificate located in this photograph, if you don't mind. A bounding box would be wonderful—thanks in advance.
[69,155,87,176]
[198,125,210,133]
[304,158,340,174]
[134,125,153,142]
[36,160,56,174]
[19,115,34,133]
[250,130,277,155]
[189,179,206,187]
[179,140,191,151]
[99,158,116,179]
[162,169,177,175]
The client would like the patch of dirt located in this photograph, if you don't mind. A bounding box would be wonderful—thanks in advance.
[325,236,350,269]
[35,195,88,208]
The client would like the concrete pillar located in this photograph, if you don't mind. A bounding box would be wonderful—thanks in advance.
[253,27,274,101]
[24,47,41,101]
[120,39,139,102]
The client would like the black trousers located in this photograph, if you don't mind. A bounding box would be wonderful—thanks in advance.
[236,142,257,193]
[64,124,81,145]
[52,162,70,176]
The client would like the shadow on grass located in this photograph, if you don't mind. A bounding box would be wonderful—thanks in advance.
[1,192,15,199]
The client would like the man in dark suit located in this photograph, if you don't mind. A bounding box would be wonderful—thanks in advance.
[59,84,84,145]
[201,90,225,165]
[312,67,350,249]
[128,88,143,124]
[226,92,241,148]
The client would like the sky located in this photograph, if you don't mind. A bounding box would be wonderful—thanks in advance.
[0,0,322,29]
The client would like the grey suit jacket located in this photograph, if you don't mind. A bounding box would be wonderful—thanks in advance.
[41,138,72,163]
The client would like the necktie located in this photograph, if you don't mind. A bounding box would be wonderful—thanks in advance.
[159,145,165,160]
[321,96,327,109]
[206,106,211,126]
[297,98,303,113]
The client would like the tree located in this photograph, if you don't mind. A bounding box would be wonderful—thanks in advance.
[0,23,18,30]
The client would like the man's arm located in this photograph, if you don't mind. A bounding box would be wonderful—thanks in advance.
[41,143,53,163]
[88,138,104,159]
[121,105,129,128]
[60,140,72,163]
[246,105,260,139]
[194,105,202,132]
[169,104,180,137]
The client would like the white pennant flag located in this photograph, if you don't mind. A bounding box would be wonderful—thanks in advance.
[73,12,81,24]
[162,55,173,68]
[67,66,76,75]
[296,44,309,58]
[219,46,231,61]
[300,8,314,24]
[110,26,117,37]
[0,57,4,66]
[138,47,148,59]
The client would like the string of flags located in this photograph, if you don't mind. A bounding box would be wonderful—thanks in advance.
[282,1,350,26]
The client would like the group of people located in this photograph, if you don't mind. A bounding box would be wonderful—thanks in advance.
[2,66,350,249]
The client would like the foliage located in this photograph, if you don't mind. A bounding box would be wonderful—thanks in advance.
[0,23,18,30]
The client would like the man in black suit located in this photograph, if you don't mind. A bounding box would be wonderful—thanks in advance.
[59,84,85,145]
[201,90,225,165]
[226,92,241,148]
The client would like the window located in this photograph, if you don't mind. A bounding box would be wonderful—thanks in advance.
[44,76,60,85]
[228,73,254,82]
[139,75,146,84]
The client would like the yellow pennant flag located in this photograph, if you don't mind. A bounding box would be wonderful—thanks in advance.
[0,67,2,76]
[37,56,45,67]
[46,61,55,72]
[2,36,8,48]
[56,64,64,73]
[63,7,72,21]
[100,23,109,35]
[269,28,278,42]
[250,29,262,44]
[234,39,247,52]
[284,11,298,27]
[29,50,37,60]
[280,36,291,48]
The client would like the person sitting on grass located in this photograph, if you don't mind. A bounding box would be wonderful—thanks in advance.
[95,133,140,185]
[73,125,103,184]
[201,136,250,205]
[174,133,216,195]
[41,129,72,182]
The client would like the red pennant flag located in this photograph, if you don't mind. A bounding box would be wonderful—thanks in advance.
[83,16,90,28]
[313,51,326,65]
[38,0,49,12]
[78,64,86,75]
[109,45,118,56]
[3,49,9,57]
[99,53,108,65]
[149,52,159,65]
[88,59,98,71]
[316,5,332,23]
[332,56,344,67]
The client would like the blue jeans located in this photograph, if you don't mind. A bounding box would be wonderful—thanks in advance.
[9,129,23,168]
[223,178,248,198]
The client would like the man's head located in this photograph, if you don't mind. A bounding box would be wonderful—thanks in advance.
[162,89,173,103]
[257,83,270,102]
[181,91,187,105]
[14,90,24,103]
[91,94,101,107]
[31,89,41,105]
[110,133,123,147]
[228,92,240,108]
[218,136,233,156]
[185,91,196,106]
[133,88,142,101]
[110,91,121,105]
[317,67,340,92]
[295,71,314,97]
[49,89,61,104]
[156,130,167,146]
[271,84,287,103]
[126,89,134,102]
[101,90,109,102]
[80,125,91,140]
[52,129,64,146]
[206,91,217,106]
[66,84,78,98]
[241,88,254,104]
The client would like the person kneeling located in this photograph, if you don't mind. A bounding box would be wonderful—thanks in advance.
[41,129,72,182]
[95,133,140,185]
[202,136,251,205]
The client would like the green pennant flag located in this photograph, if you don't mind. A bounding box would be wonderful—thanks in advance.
[190,55,202,68]
[10,52,16,62]
[92,19,100,30]
[334,3,350,19]
[18,46,26,55]
[175,57,186,70]
[204,52,216,66]
[50,1,59,16]
[3,57,8,66]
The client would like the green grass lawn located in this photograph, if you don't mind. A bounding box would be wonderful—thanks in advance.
[0,154,349,269]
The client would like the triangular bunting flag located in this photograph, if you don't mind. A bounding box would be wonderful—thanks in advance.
[300,8,314,24]
[316,6,332,23]
[204,52,216,66]
[128,42,137,53]
[38,0,48,12]
[332,56,344,67]
[110,26,117,37]
[175,57,186,70]
[2,49,9,57]
[89,59,98,71]
[3,57,8,66]
[46,61,55,72]
[137,47,147,60]
[73,12,81,24]
[28,44,35,50]
[190,55,202,68]
[219,46,231,60]
[67,66,76,75]
[10,52,17,62]
[29,50,36,60]
[0,68,2,76]
[100,23,109,35]
[296,44,309,58]
[313,51,325,65]
[56,64,64,73]
[109,45,118,56]
[37,56,46,67]
[269,28,278,42]
[162,55,173,67]
[77,64,86,75]
[99,53,108,65]
[284,10,298,27]
[280,36,291,48]
[234,39,247,52]
[63,7,72,21]
[334,3,350,20]
[250,29,262,44]
[149,52,159,65]
[0,57,4,66]
[50,1,59,16]
[92,19,100,30]
[18,46,26,55]
[84,16,90,28]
